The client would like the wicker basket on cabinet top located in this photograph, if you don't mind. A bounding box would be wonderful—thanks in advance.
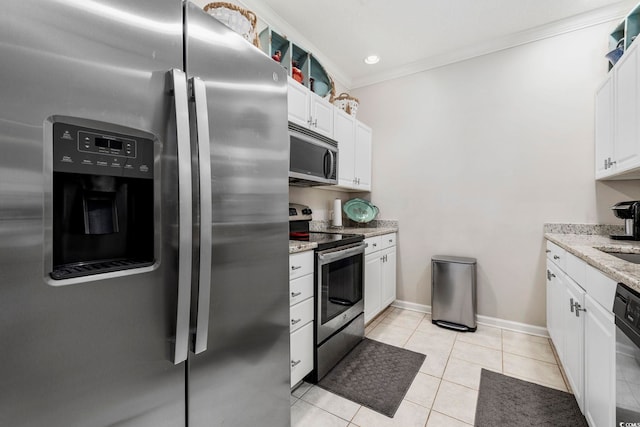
[204,2,260,48]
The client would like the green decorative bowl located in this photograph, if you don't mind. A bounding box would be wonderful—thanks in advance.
[343,198,379,223]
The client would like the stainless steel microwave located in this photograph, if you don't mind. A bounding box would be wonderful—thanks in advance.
[288,122,338,186]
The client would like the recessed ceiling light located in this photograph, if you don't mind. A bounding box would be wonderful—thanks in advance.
[364,55,380,65]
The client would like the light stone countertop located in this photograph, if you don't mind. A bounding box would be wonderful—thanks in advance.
[321,226,398,239]
[288,240,317,254]
[545,232,640,293]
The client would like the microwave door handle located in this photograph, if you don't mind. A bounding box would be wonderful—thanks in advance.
[190,76,213,355]
[324,149,335,179]
[169,69,193,365]
[328,149,336,179]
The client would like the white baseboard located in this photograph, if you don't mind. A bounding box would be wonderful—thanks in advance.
[391,299,549,338]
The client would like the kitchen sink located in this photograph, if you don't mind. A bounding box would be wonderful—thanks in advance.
[599,250,640,264]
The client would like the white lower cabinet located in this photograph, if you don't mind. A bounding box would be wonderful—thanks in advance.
[364,233,397,323]
[289,251,314,388]
[562,274,585,411]
[545,240,616,427]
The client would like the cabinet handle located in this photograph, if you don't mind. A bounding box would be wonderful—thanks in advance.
[307,117,313,126]
[546,270,551,281]
[574,303,586,317]
[291,265,302,271]
[313,119,318,127]
[291,291,302,298]
[553,255,560,260]
[604,158,609,169]
[372,243,377,248]
[610,160,617,167]
[389,239,393,243]
[570,297,575,312]
[291,318,302,325]
[545,249,551,253]
[291,359,301,367]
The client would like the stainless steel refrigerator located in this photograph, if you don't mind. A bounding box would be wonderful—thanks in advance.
[0,1,290,426]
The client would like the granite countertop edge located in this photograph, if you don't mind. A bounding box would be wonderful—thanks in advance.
[288,241,317,254]
[544,232,640,293]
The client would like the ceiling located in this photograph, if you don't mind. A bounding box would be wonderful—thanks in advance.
[240,0,636,89]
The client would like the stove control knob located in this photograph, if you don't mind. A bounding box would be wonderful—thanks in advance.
[302,208,312,215]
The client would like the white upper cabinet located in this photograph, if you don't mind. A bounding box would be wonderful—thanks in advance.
[287,77,333,138]
[354,121,372,191]
[334,108,356,187]
[614,43,640,172]
[595,42,640,179]
[287,77,311,128]
[595,76,614,178]
[333,108,372,192]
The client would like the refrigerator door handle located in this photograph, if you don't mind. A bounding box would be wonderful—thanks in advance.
[170,68,193,364]
[191,76,213,354]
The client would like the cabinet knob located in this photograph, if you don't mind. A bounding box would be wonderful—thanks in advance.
[553,255,560,260]
[574,303,586,317]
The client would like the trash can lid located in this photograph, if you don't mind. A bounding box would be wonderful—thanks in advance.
[432,255,477,264]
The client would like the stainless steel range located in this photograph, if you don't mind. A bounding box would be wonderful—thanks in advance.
[289,204,365,381]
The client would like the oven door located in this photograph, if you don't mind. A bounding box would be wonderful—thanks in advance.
[316,242,365,344]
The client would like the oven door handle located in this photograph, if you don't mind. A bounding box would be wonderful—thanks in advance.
[317,243,365,264]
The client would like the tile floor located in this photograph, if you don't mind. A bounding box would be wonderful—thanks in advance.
[290,306,570,427]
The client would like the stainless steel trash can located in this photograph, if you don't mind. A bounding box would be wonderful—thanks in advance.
[431,255,477,332]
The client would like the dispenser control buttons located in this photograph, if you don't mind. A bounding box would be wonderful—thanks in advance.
[78,131,137,159]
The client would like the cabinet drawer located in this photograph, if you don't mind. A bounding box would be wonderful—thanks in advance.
[290,322,314,387]
[380,233,396,250]
[289,251,314,280]
[565,252,586,287]
[585,264,616,312]
[546,241,566,270]
[365,236,381,254]
[290,274,313,307]
[290,297,314,333]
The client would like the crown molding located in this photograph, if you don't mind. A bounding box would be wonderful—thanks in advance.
[351,2,632,89]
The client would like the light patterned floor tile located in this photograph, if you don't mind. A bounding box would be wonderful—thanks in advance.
[442,357,500,390]
[301,386,361,421]
[351,399,430,427]
[366,322,414,347]
[503,337,556,363]
[415,319,459,341]
[502,329,549,345]
[418,351,451,378]
[379,309,425,330]
[455,325,502,350]
[431,381,478,425]
[503,352,567,391]
[292,381,313,398]
[291,399,350,427]
[450,340,502,371]
[404,373,441,408]
[426,410,473,427]
[405,330,456,355]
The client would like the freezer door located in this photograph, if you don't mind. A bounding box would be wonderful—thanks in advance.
[0,1,189,426]
[184,3,291,427]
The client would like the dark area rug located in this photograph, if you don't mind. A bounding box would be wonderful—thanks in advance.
[475,369,588,427]
[317,338,425,418]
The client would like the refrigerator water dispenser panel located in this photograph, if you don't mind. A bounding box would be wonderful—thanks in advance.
[50,122,155,280]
